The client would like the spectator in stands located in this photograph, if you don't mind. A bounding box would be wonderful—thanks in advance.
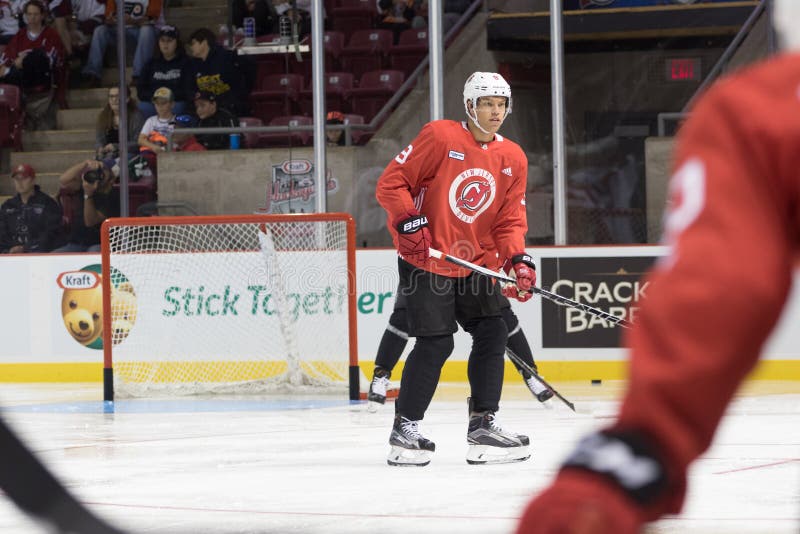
[48,0,74,57]
[0,0,64,130]
[136,25,193,118]
[0,163,63,253]
[193,90,237,150]
[96,84,145,161]
[81,0,162,87]
[171,113,205,151]
[188,27,253,117]
[325,110,346,146]
[67,0,105,60]
[377,0,416,44]
[0,0,24,45]
[137,85,175,174]
[272,0,312,39]
[52,159,119,252]
[233,0,278,37]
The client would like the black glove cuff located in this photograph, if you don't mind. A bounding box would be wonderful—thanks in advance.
[397,214,428,235]
[561,429,668,506]
[510,253,536,270]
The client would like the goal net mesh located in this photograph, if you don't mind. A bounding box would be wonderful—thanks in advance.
[103,216,353,397]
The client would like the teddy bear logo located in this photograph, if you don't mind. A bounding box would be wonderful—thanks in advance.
[110,280,137,344]
[57,265,138,349]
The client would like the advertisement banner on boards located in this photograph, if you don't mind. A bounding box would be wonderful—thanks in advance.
[541,255,657,348]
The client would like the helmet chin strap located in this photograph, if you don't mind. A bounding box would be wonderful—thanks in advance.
[467,101,493,136]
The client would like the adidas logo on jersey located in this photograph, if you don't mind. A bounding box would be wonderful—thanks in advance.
[502,167,513,176]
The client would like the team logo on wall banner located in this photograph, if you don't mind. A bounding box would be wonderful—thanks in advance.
[56,264,138,350]
[540,256,657,348]
[265,160,339,214]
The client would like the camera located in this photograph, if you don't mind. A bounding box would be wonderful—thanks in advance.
[82,168,103,184]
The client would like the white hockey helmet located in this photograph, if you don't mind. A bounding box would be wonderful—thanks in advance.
[774,0,800,51]
[463,71,512,123]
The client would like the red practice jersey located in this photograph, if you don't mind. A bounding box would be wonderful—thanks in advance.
[376,120,529,277]
[613,52,800,518]
[0,26,64,69]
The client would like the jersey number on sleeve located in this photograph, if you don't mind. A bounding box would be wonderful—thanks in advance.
[662,157,706,259]
[395,144,413,164]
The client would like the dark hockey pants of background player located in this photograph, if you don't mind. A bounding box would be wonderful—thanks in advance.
[393,258,508,420]
[375,292,542,379]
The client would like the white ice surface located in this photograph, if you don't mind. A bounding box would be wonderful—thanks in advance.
[0,383,797,534]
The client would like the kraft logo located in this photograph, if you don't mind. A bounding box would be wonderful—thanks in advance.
[502,167,512,176]
[57,271,100,290]
[448,150,464,160]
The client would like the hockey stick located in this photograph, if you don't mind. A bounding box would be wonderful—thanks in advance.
[428,248,633,329]
[505,348,575,412]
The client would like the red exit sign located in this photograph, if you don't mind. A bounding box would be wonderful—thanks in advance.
[666,58,701,82]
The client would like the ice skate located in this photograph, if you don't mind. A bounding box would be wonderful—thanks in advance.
[524,373,554,403]
[387,415,435,466]
[367,367,391,412]
[466,410,530,465]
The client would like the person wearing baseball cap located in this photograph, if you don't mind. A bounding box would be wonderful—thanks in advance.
[138,86,176,155]
[194,90,239,150]
[0,164,64,253]
[326,111,347,147]
[136,24,194,119]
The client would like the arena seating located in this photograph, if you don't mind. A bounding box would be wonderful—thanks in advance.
[298,71,354,116]
[346,69,405,122]
[259,115,313,148]
[339,29,393,85]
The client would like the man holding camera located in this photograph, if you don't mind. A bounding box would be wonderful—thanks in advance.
[53,159,120,252]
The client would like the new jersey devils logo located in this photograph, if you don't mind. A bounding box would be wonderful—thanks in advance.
[457,182,491,211]
[449,168,496,223]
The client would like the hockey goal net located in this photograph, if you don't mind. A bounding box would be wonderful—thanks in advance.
[100,213,358,400]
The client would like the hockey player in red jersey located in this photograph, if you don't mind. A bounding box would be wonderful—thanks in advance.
[376,71,535,466]
[516,3,800,532]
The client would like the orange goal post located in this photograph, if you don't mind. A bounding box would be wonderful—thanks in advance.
[100,213,359,401]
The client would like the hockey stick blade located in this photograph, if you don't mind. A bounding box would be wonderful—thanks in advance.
[505,348,576,412]
[428,248,632,329]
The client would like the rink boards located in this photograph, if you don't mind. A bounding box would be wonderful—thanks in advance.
[1,246,799,383]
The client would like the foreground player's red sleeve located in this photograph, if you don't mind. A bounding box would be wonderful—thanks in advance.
[614,60,796,518]
[518,55,800,533]
[491,142,528,262]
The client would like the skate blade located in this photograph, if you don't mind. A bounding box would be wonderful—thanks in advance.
[366,400,382,413]
[387,445,431,467]
[466,444,530,465]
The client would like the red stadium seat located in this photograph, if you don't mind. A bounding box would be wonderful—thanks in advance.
[322,30,345,71]
[298,71,354,116]
[259,115,313,148]
[249,73,304,123]
[389,28,428,78]
[251,34,287,76]
[342,113,371,144]
[239,116,264,148]
[288,30,346,80]
[346,69,405,122]
[0,84,23,150]
[339,29,393,83]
